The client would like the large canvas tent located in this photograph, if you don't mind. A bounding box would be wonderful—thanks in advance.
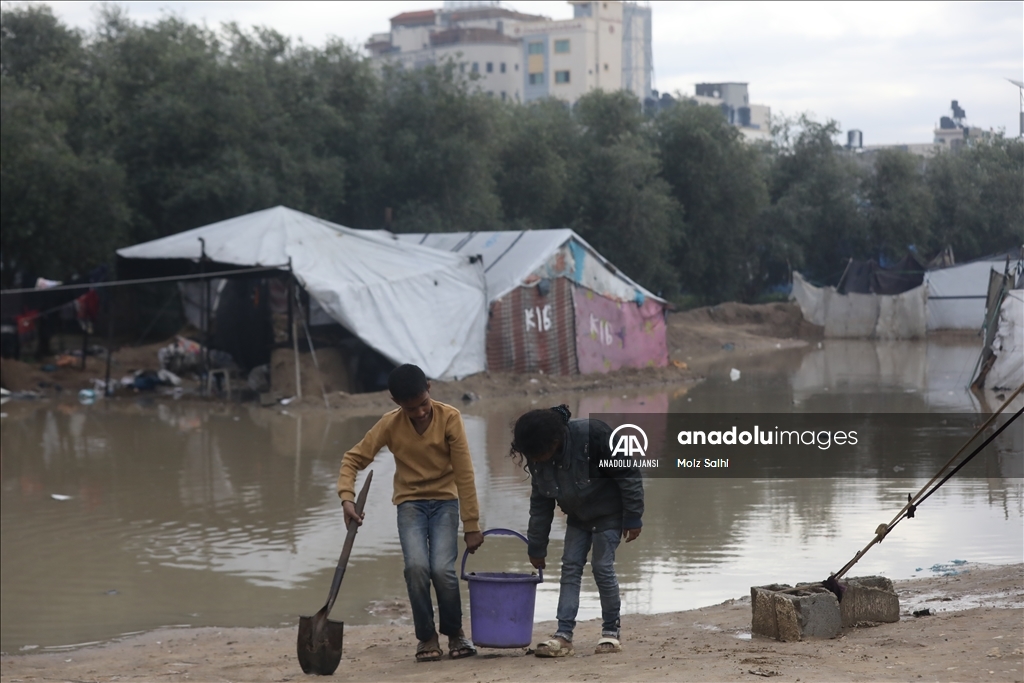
[117,206,488,380]
[395,230,669,375]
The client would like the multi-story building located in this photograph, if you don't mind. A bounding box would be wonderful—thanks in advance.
[850,101,995,159]
[365,1,654,105]
[689,82,771,141]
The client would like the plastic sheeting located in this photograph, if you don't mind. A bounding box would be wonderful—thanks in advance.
[396,230,664,305]
[117,206,487,380]
[791,272,926,339]
[924,259,1009,330]
[988,290,1024,390]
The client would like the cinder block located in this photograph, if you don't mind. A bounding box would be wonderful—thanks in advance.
[750,583,841,641]
[839,575,899,626]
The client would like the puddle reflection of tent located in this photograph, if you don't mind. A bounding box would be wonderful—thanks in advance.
[116,207,488,389]
[396,230,669,375]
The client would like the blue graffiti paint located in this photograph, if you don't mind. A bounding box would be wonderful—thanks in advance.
[569,241,586,283]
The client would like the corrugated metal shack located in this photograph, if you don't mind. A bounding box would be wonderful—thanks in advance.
[395,230,669,375]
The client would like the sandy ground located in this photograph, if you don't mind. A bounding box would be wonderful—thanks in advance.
[1,563,1020,683]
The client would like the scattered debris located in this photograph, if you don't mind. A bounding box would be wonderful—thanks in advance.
[912,608,931,617]
[730,368,741,381]
[748,668,780,677]
[50,494,72,501]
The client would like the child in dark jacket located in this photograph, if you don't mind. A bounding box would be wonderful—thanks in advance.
[510,404,644,658]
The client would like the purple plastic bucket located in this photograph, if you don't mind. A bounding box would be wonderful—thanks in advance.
[461,528,543,648]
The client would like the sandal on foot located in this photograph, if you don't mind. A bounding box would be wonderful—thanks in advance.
[448,635,477,660]
[415,637,443,663]
[534,638,574,658]
[594,637,621,654]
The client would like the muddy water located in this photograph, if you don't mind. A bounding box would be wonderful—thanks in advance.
[2,339,1021,654]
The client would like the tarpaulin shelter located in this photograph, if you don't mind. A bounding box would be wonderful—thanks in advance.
[924,255,1019,330]
[791,272,927,339]
[837,253,925,296]
[987,289,1024,390]
[394,230,668,375]
[117,206,488,380]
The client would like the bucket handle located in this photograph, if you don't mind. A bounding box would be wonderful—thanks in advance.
[460,528,543,582]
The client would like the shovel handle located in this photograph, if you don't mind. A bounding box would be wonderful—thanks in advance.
[324,470,373,617]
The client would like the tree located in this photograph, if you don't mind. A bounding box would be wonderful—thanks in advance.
[494,98,577,229]
[567,91,680,295]
[864,149,933,262]
[0,6,129,284]
[370,61,503,233]
[761,115,868,285]
[926,136,1024,261]
[654,100,768,302]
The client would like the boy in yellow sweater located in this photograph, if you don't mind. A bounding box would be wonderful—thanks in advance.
[338,364,484,662]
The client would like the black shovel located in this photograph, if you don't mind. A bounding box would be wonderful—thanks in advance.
[297,470,373,675]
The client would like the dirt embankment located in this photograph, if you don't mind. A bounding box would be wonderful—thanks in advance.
[1,563,1019,683]
[1,302,821,411]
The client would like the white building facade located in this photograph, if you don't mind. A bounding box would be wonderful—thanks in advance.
[366,1,654,105]
[690,82,771,142]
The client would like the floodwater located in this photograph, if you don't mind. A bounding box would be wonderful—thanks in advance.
[1,339,1022,654]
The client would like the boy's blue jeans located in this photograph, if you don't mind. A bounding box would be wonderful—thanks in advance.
[553,525,622,642]
[396,499,463,643]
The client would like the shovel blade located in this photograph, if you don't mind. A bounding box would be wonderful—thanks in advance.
[297,615,344,675]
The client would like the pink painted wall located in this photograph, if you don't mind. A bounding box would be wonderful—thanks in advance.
[572,287,668,374]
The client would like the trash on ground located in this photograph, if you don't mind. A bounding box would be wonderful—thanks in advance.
[730,368,741,381]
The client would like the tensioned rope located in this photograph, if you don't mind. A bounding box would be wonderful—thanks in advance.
[0,264,291,296]
[827,382,1024,588]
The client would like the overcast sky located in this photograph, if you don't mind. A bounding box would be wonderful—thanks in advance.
[40,1,1024,145]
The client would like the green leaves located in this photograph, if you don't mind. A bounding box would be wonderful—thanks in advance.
[2,6,1021,300]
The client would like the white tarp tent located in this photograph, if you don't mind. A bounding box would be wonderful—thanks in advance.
[988,289,1023,390]
[924,257,1011,330]
[791,272,926,339]
[394,229,664,304]
[117,206,488,380]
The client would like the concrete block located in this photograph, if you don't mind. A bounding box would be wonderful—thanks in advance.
[751,583,841,641]
[839,575,899,626]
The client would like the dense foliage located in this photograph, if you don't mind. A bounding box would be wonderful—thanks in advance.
[3,6,1022,302]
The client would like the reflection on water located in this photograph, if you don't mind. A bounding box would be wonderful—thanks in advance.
[1,339,1021,653]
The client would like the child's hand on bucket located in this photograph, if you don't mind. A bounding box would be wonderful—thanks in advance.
[623,528,641,543]
[529,556,546,570]
[465,531,484,553]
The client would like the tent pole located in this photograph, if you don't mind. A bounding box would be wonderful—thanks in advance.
[104,290,113,396]
[199,238,208,396]
[287,259,293,347]
[836,257,853,293]
[297,286,330,408]
[81,324,88,371]
[292,317,302,401]
[288,259,301,400]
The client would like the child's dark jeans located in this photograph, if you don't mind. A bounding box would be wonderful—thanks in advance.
[553,525,622,642]
[396,499,463,642]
